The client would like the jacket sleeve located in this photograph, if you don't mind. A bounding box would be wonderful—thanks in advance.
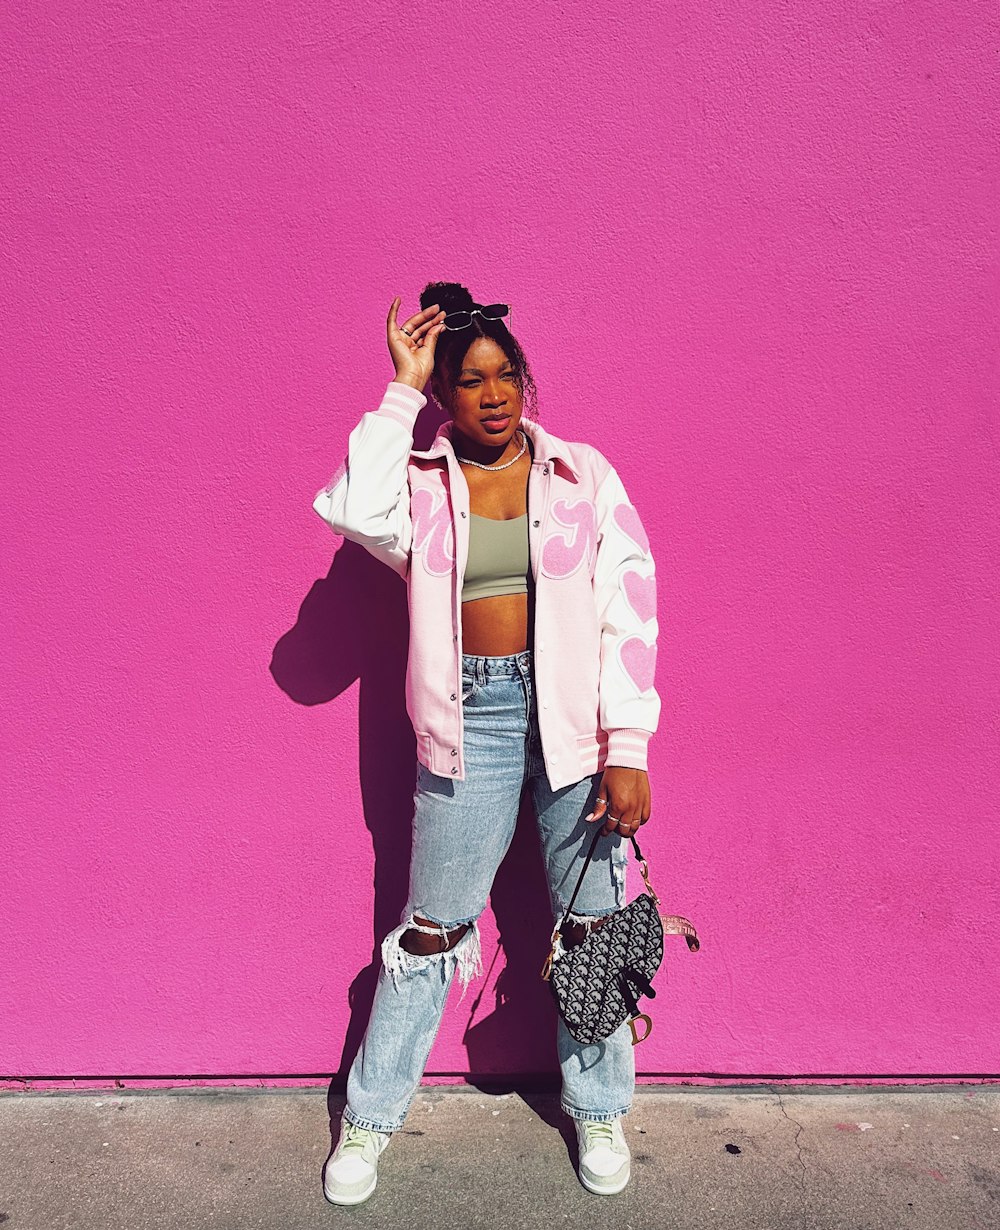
[592,461,661,770]
[311,379,426,578]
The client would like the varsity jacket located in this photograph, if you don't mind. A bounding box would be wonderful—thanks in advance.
[312,380,660,792]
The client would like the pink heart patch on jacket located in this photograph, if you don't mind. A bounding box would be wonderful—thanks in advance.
[613,503,650,553]
[623,569,656,623]
[619,636,657,694]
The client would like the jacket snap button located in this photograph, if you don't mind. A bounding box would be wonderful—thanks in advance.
[450,693,457,701]
[451,766,458,774]
[461,511,467,517]
[543,466,549,474]
[451,748,458,756]
[532,519,540,527]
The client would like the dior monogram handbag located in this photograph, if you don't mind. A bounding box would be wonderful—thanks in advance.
[541,825,700,1046]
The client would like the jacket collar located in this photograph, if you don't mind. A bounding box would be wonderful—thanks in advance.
[411,414,579,478]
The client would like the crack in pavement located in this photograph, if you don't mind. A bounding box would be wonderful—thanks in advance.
[772,1087,809,1230]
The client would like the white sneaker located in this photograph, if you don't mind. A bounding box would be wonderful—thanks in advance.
[575,1117,631,1195]
[323,1122,391,1206]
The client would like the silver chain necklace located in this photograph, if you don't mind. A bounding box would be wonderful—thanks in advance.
[455,428,527,471]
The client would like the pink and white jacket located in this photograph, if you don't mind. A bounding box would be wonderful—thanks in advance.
[312,380,660,792]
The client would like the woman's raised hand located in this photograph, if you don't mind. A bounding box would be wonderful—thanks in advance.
[387,297,447,391]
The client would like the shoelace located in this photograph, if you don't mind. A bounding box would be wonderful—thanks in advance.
[581,1120,618,1152]
[340,1124,382,1160]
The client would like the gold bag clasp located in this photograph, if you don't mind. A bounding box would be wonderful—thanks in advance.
[629,1013,653,1046]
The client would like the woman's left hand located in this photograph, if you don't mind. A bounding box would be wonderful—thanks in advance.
[586,766,651,838]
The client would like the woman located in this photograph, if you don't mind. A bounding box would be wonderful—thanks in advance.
[313,283,659,1204]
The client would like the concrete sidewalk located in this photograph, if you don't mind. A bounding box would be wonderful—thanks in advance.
[1,1085,998,1229]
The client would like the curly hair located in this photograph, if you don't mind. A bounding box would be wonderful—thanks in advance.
[419,280,539,419]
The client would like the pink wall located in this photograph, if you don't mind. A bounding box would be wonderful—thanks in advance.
[4,1,998,1087]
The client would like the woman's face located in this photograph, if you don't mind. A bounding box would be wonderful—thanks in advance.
[440,336,524,451]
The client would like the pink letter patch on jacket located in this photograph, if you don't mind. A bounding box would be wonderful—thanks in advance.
[410,487,455,576]
[541,498,597,578]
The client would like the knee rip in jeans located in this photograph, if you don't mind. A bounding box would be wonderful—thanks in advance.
[611,841,628,905]
[562,906,619,950]
[557,847,628,949]
[380,912,483,1000]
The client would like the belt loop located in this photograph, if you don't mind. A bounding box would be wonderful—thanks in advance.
[476,657,486,687]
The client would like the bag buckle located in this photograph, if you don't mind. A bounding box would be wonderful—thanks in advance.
[637,857,661,907]
[540,925,561,981]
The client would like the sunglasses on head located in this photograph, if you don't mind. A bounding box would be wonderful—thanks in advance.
[443,303,512,331]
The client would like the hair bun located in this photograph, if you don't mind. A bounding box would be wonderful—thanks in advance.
[420,280,475,315]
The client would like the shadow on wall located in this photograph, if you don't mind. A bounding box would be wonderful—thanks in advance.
[271,535,560,1089]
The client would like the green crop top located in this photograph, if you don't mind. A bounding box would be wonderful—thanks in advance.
[461,513,531,603]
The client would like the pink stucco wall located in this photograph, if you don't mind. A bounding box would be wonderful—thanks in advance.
[4,1,998,1088]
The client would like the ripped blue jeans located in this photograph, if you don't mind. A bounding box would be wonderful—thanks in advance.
[344,650,636,1133]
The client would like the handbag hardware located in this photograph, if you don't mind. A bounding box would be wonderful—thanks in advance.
[541,824,700,1046]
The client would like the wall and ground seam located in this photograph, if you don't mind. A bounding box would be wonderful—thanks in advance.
[3,2,998,1090]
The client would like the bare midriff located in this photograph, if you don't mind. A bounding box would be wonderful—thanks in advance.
[462,590,533,656]
[461,449,534,657]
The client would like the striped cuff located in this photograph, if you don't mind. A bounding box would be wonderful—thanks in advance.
[376,380,427,431]
[604,728,652,771]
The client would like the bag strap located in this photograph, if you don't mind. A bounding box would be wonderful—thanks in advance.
[541,827,701,979]
[557,825,644,930]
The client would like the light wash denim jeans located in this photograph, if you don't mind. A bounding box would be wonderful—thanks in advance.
[344,649,636,1133]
